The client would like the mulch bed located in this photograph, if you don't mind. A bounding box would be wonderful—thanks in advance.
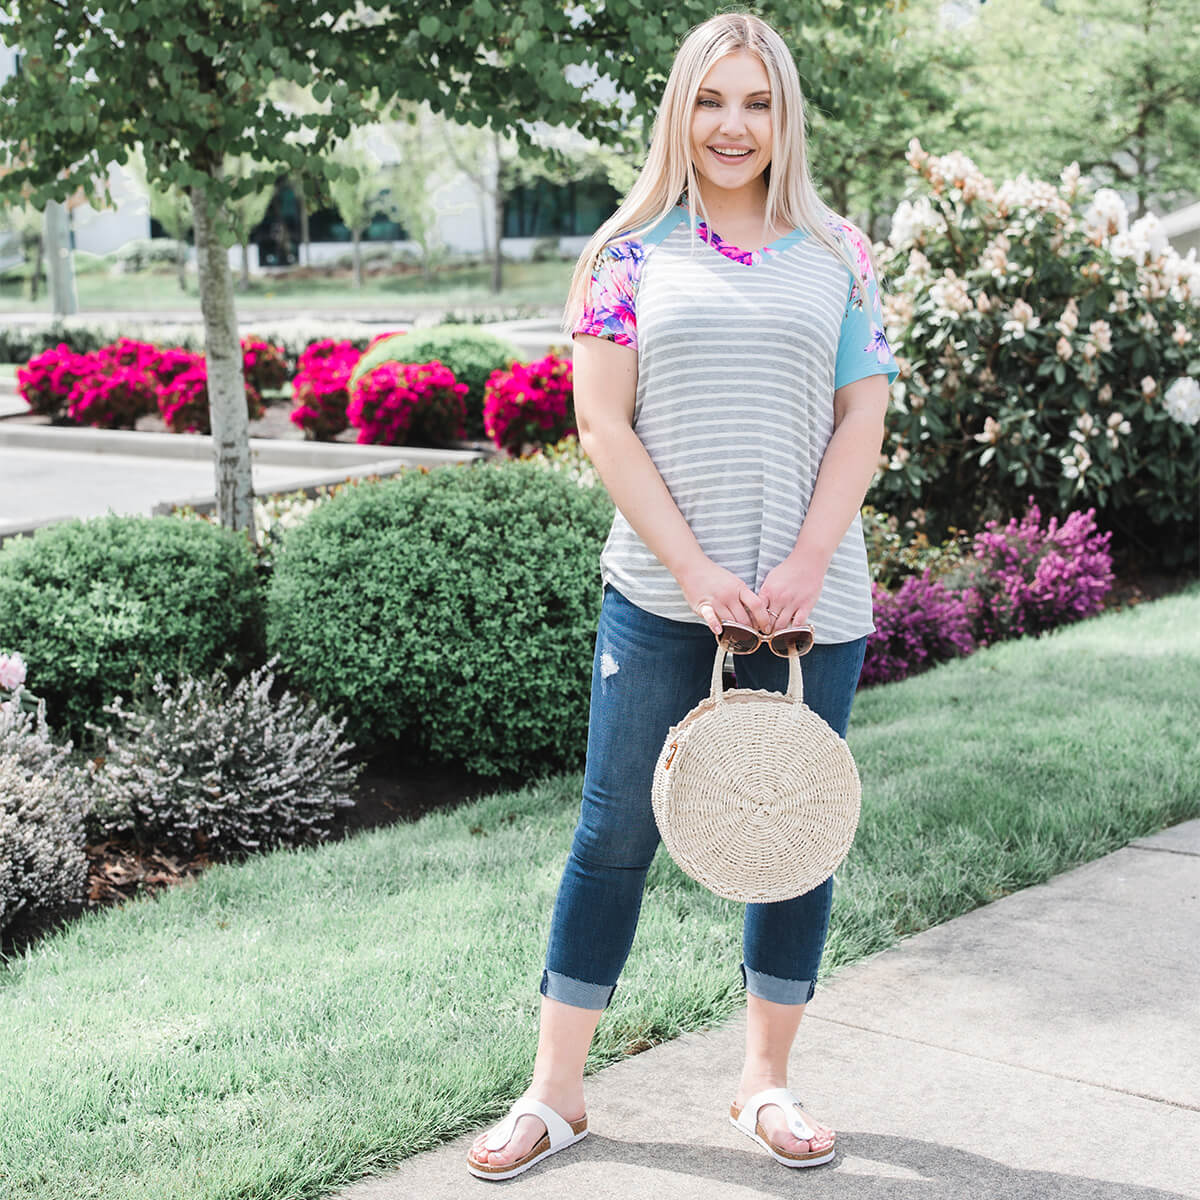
[0,748,522,962]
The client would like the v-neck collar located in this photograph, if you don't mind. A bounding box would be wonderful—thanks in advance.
[672,204,809,266]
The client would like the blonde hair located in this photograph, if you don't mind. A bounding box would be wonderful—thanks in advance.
[561,11,881,335]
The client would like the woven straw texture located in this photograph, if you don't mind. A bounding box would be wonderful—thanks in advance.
[651,646,861,903]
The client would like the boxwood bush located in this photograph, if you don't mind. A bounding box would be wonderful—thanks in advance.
[0,515,265,744]
[266,461,614,776]
[350,325,520,439]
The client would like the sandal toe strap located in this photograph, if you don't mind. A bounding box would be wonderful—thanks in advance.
[484,1097,573,1152]
[738,1087,817,1141]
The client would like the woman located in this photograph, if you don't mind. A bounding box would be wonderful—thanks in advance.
[468,11,897,1180]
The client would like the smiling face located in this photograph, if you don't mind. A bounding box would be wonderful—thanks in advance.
[689,50,774,202]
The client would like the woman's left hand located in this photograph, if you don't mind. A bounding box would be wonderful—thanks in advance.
[757,549,829,632]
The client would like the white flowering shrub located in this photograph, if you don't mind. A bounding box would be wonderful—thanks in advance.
[84,658,362,860]
[0,705,88,931]
[520,434,601,490]
[172,483,353,572]
[876,141,1200,564]
[252,488,327,568]
[1,679,76,782]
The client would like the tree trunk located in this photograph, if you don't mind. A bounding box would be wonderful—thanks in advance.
[29,234,42,302]
[43,201,78,317]
[297,177,310,267]
[176,241,187,292]
[478,192,491,261]
[491,131,503,295]
[191,178,256,540]
[352,228,362,289]
[240,240,250,291]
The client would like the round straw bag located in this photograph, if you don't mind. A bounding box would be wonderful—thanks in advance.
[650,642,861,903]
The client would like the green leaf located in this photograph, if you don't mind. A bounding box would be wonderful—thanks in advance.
[418,14,440,38]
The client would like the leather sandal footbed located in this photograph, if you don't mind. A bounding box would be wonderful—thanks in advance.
[467,1114,588,1180]
[729,1100,836,1167]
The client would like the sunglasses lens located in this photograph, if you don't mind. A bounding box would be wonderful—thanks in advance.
[770,627,814,656]
[719,623,759,653]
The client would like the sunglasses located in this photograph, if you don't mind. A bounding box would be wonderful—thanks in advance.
[717,621,815,658]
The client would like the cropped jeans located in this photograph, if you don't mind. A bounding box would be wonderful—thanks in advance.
[541,584,867,1011]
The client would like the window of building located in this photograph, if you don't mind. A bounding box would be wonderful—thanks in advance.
[502,174,620,238]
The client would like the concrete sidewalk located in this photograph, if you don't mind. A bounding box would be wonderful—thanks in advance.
[335,819,1200,1200]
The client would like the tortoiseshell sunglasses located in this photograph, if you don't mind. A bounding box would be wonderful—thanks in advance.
[716,621,815,658]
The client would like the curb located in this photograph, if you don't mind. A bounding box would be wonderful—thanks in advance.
[0,422,481,469]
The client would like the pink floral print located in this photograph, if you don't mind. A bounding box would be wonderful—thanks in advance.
[574,209,894,375]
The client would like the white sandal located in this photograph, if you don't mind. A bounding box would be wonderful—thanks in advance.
[466,1096,589,1181]
[729,1087,836,1168]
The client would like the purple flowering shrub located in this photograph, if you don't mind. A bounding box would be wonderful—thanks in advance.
[17,344,102,418]
[241,336,290,393]
[483,353,575,455]
[289,339,360,440]
[96,337,161,372]
[347,360,467,446]
[862,501,1114,687]
[155,350,265,435]
[67,365,159,428]
[860,575,977,687]
[18,339,267,432]
[965,502,1114,644]
[150,346,199,389]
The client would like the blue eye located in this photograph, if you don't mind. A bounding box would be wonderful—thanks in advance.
[697,98,770,110]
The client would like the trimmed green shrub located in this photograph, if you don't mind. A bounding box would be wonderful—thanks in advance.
[84,658,361,859]
[0,515,265,745]
[350,325,521,438]
[266,461,615,776]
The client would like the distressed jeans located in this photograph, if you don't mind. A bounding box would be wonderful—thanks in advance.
[541,584,868,1010]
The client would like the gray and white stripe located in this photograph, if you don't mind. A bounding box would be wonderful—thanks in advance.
[597,219,876,644]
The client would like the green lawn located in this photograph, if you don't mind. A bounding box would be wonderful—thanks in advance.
[0,258,575,316]
[1,588,1197,1200]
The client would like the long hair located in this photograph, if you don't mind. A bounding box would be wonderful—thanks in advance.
[562,11,879,334]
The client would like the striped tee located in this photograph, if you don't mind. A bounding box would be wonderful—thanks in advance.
[572,204,898,644]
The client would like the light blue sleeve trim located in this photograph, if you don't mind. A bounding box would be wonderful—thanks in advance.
[638,207,687,248]
[834,268,899,391]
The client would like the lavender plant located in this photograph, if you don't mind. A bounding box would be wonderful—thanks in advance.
[84,658,362,859]
[1,685,89,935]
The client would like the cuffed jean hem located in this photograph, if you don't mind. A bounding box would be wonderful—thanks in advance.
[741,962,816,1006]
[540,968,616,1011]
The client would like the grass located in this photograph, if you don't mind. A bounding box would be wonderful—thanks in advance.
[1,587,1197,1200]
[0,259,574,315]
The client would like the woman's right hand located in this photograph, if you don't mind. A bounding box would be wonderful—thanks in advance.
[677,556,771,636]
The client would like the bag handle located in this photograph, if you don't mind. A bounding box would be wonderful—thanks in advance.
[709,642,805,706]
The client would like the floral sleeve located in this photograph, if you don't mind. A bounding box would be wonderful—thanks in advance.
[571,239,645,350]
[833,220,899,390]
